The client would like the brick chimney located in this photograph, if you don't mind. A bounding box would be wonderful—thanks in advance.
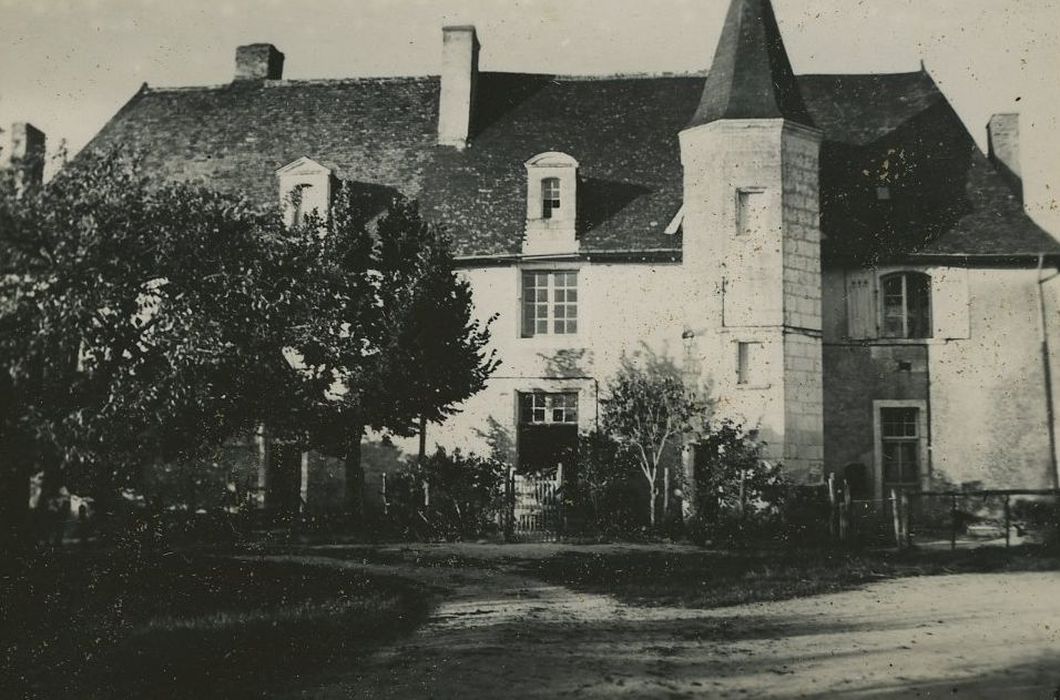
[987,113,1022,201]
[1,122,46,191]
[235,43,284,81]
[437,25,479,149]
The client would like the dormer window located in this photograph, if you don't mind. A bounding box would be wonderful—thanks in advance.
[276,156,333,228]
[542,177,561,219]
[290,183,313,228]
[523,152,578,256]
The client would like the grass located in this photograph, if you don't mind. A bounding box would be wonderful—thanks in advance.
[0,548,431,698]
[522,545,1060,609]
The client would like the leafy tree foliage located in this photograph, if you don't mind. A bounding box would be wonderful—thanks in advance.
[269,188,498,520]
[600,354,704,527]
[689,419,786,544]
[0,152,297,527]
[1,151,497,536]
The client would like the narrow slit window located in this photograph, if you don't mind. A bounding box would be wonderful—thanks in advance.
[736,189,767,237]
[736,341,760,385]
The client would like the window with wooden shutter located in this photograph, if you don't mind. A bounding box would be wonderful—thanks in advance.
[880,272,932,339]
[846,270,876,339]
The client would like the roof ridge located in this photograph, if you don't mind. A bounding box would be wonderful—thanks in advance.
[143,75,437,94]
[797,69,929,79]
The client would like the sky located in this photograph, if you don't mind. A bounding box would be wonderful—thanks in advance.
[1,0,1058,230]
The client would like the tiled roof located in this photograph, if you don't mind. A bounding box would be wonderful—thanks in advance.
[83,67,1057,262]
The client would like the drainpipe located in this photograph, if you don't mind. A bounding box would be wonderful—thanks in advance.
[1036,254,1060,489]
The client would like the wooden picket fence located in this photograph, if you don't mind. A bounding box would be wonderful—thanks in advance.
[508,465,564,542]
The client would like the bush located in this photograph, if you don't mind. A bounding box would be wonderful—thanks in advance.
[387,448,506,541]
[690,420,788,546]
[569,431,651,538]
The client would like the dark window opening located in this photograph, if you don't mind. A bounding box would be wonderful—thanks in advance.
[542,177,561,219]
[881,407,921,491]
[881,272,931,339]
[518,392,578,476]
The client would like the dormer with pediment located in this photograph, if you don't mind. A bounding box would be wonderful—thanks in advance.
[276,156,333,228]
[523,151,578,256]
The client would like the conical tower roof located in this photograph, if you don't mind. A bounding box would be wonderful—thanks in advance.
[688,0,814,128]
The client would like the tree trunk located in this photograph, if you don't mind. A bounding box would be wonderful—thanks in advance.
[343,425,365,526]
[648,480,657,527]
[0,460,31,555]
[418,413,427,465]
[681,443,697,520]
[663,465,670,523]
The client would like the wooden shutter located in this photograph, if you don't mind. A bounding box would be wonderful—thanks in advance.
[931,267,971,339]
[845,269,876,339]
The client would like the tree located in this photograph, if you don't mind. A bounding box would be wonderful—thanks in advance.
[0,151,294,535]
[279,189,497,521]
[601,353,705,527]
[689,419,787,545]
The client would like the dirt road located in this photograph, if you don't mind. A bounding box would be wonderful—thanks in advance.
[269,546,1060,699]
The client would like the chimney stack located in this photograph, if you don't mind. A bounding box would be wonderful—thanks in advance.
[1,122,46,191]
[438,25,479,149]
[987,113,1022,201]
[235,43,285,81]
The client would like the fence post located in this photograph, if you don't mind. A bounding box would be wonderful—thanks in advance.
[950,494,958,551]
[891,488,902,549]
[839,479,851,542]
[827,473,837,541]
[901,491,911,548]
[557,462,565,539]
[381,472,388,516]
[843,479,853,541]
[1004,494,1011,548]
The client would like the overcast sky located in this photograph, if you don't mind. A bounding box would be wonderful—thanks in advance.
[1,0,1057,230]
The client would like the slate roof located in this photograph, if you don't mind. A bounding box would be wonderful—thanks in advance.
[688,0,814,129]
[83,67,1058,264]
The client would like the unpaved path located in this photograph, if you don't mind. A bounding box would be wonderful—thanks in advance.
[267,546,1060,699]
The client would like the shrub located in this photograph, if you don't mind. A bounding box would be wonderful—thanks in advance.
[690,420,788,546]
[569,431,647,537]
[387,448,506,541]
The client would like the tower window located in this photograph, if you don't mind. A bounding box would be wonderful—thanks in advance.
[736,341,762,386]
[542,177,561,219]
[736,189,767,236]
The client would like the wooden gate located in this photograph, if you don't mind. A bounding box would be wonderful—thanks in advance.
[510,467,563,541]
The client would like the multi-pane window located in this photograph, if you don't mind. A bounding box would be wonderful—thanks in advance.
[881,407,920,490]
[542,177,561,219]
[881,272,931,339]
[520,392,578,425]
[522,270,578,337]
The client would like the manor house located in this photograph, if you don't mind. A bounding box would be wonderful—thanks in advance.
[22,0,1060,513]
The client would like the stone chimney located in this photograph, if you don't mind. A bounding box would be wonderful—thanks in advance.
[235,43,285,81]
[1,122,46,191]
[438,25,479,149]
[987,113,1022,201]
